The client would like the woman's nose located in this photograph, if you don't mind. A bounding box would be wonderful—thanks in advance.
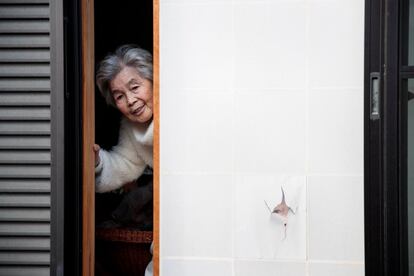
[126,92,137,106]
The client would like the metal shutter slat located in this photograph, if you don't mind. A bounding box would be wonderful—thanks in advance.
[0,194,50,207]
[0,237,50,250]
[0,20,50,33]
[0,34,49,48]
[0,150,50,164]
[0,6,49,19]
[0,222,50,236]
[0,180,50,193]
[0,122,50,135]
[0,209,50,222]
[0,64,50,77]
[0,107,50,120]
[0,79,50,91]
[0,0,49,3]
[0,49,49,62]
[0,267,49,276]
[0,93,50,106]
[0,165,50,178]
[0,252,49,265]
[0,136,50,149]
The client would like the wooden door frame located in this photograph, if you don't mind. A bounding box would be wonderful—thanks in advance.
[153,0,160,274]
[81,0,95,275]
[81,0,160,275]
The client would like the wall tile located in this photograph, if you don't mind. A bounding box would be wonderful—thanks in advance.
[235,260,306,276]
[234,2,306,89]
[309,263,364,276]
[308,1,364,88]
[162,259,233,276]
[160,91,233,173]
[234,174,306,260]
[308,175,364,262]
[234,91,306,173]
[160,3,233,90]
[308,90,363,174]
[309,0,363,4]
[161,0,231,4]
[159,1,366,274]
[234,0,305,2]
[161,174,233,258]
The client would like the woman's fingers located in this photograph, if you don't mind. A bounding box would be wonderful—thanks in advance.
[94,144,101,166]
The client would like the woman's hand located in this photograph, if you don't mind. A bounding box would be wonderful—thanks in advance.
[93,144,101,167]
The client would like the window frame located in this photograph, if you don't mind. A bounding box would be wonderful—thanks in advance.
[79,0,160,275]
[365,0,414,275]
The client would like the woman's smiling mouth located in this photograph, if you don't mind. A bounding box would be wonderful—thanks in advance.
[132,105,145,116]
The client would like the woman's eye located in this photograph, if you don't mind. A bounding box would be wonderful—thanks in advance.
[115,94,124,101]
[132,86,139,91]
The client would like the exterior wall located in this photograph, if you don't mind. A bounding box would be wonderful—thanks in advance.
[160,0,365,275]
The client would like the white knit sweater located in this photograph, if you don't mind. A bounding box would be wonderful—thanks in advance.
[95,118,153,193]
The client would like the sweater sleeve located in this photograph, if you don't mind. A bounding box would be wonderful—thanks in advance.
[95,122,146,193]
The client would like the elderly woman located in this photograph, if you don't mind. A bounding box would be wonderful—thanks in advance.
[94,45,154,276]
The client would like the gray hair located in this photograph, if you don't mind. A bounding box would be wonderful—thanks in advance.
[96,45,153,106]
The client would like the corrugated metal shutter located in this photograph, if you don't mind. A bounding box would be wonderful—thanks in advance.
[0,0,52,275]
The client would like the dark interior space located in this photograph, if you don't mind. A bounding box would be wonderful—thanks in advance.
[94,1,153,275]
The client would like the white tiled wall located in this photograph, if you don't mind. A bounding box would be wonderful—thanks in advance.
[160,0,365,275]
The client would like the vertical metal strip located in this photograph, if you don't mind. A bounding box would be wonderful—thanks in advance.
[364,0,385,275]
[383,0,401,275]
[50,0,65,275]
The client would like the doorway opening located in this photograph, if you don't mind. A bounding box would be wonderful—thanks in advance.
[94,1,154,276]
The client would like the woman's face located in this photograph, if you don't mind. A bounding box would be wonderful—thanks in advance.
[110,66,153,124]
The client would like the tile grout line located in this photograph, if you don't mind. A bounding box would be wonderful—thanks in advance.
[160,171,364,177]
[305,0,311,275]
[231,0,236,274]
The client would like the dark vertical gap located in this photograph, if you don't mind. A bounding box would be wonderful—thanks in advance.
[63,0,82,275]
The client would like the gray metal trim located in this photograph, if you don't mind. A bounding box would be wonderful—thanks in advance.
[49,0,64,275]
